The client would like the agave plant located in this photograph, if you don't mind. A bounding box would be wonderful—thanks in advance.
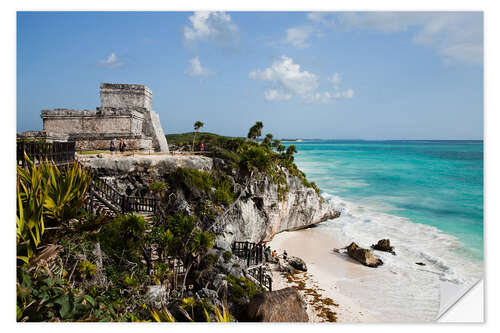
[16,161,47,264]
[41,161,91,226]
[150,307,176,322]
[16,155,91,264]
[203,300,232,322]
[150,298,232,322]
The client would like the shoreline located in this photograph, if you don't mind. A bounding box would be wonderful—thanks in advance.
[269,227,379,322]
[267,220,475,322]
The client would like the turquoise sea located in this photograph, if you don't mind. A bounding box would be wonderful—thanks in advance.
[287,140,483,259]
[281,140,483,321]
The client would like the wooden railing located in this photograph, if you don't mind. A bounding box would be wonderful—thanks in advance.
[232,241,271,290]
[165,257,187,275]
[247,265,272,291]
[86,171,158,214]
[232,241,264,267]
[17,141,75,167]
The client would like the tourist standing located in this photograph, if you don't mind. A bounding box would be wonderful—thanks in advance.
[119,138,127,153]
[110,139,115,153]
[265,245,271,262]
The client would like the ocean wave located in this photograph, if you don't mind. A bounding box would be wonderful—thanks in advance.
[316,192,483,321]
[321,192,483,285]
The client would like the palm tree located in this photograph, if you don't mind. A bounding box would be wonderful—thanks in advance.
[247,121,264,141]
[263,133,273,146]
[286,144,297,156]
[255,121,263,139]
[192,121,204,152]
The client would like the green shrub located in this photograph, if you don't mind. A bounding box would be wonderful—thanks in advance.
[17,266,118,322]
[99,214,146,262]
[240,146,272,172]
[123,273,140,287]
[77,260,97,280]
[223,251,232,264]
[149,181,166,193]
[170,168,213,194]
[226,274,263,305]
[214,177,235,205]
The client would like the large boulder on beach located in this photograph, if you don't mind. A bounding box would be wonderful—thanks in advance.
[244,287,308,322]
[286,256,307,272]
[278,259,296,274]
[371,239,396,255]
[345,242,383,268]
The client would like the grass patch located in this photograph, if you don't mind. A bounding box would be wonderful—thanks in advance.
[76,150,110,155]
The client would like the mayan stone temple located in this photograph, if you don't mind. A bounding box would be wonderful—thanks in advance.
[37,83,169,152]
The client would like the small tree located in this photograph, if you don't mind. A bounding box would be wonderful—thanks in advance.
[192,121,204,152]
[159,213,215,295]
[262,133,273,147]
[247,121,263,141]
[285,144,298,161]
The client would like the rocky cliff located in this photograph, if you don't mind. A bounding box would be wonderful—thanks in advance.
[213,169,339,246]
[78,153,339,245]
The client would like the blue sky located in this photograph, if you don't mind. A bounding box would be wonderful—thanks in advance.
[17,11,483,139]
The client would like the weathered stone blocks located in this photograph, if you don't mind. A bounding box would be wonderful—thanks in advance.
[39,83,169,152]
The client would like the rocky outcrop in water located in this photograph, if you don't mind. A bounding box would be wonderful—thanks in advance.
[371,239,396,255]
[344,242,383,268]
[244,287,308,322]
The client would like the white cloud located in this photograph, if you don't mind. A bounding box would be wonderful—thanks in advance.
[249,56,318,99]
[308,12,483,65]
[285,26,314,48]
[185,57,214,77]
[249,56,354,103]
[328,72,342,89]
[328,73,354,99]
[306,12,336,28]
[264,89,292,101]
[343,89,355,99]
[306,92,333,104]
[99,53,124,68]
[183,11,239,47]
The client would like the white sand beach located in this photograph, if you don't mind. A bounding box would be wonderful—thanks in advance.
[269,227,380,322]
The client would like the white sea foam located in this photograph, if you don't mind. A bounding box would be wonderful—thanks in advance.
[318,192,483,321]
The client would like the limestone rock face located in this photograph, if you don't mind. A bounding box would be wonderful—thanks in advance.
[286,256,307,272]
[79,154,339,247]
[215,170,340,245]
[78,154,213,177]
[371,238,396,255]
[244,287,308,322]
[345,242,383,268]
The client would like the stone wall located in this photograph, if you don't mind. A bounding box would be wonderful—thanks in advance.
[100,83,152,110]
[42,109,146,135]
[39,83,169,152]
[143,109,169,152]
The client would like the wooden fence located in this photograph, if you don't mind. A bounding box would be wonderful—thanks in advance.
[17,141,75,167]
